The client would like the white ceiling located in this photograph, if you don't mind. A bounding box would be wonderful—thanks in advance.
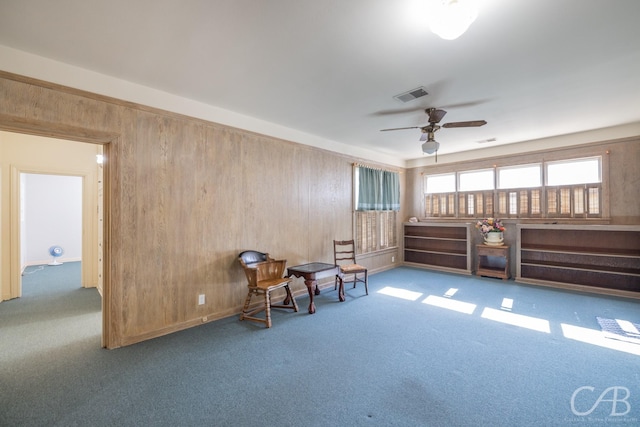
[1,0,639,167]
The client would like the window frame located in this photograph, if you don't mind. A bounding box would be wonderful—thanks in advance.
[457,168,495,192]
[354,165,399,255]
[497,163,542,190]
[545,156,602,186]
[423,155,605,220]
[424,172,456,194]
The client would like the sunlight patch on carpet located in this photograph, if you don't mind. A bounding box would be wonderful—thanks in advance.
[377,286,423,301]
[423,295,476,314]
[481,307,550,333]
[444,288,458,297]
[562,323,640,356]
[501,298,513,311]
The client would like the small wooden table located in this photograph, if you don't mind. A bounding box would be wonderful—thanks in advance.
[287,262,341,314]
[476,244,510,280]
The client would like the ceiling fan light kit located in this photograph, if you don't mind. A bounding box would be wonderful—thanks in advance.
[422,140,440,155]
[380,107,487,159]
[429,0,479,40]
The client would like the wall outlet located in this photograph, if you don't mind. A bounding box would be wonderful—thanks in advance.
[198,294,205,305]
[392,256,395,263]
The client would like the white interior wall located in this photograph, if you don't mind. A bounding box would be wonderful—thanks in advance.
[22,174,82,266]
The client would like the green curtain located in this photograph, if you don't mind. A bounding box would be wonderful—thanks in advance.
[357,166,399,211]
[357,167,381,210]
[382,170,400,210]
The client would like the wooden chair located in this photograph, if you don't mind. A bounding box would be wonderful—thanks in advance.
[333,240,368,298]
[238,251,298,328]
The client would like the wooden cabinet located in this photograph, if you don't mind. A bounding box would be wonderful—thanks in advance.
[516,224,640,298]
[477,244,510,280]
[404,223,472,274]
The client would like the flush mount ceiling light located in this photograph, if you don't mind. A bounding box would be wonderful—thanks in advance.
[429,0,479,40]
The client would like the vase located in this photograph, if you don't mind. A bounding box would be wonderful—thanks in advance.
[484,231,504,246]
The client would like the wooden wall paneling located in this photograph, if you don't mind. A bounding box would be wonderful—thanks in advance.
[162,118,210,327]
[122,112,173,336]
[608,140,640,223]
[404,168,423,221]
[281,144,312,274]
[239,133,297,255]
[308,153,353,265]
[0,72,402,348]
[237,132,304,301]
[202,125,244,316]
[110,112,136,348]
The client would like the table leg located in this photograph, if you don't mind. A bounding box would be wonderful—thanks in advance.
[338,275,345,302]
[304,279,316,314]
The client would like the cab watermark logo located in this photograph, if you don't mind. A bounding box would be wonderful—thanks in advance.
[571,386,631,417]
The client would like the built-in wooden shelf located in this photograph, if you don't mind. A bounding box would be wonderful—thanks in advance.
[403,223,472,275]
[516,224,640,298]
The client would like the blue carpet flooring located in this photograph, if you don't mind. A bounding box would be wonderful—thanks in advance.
[1,263,639,426]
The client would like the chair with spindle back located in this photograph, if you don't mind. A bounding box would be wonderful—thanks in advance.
[333,240,368,298]
[238,250,298,328]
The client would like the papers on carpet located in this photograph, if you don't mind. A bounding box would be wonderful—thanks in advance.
[596,317,640,345]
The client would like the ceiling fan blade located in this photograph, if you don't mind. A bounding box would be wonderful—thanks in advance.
[372,107,425,116]
[380,126,423,132]
[439,99,492,110]
[442,120,487,128]
[427,108,447,123]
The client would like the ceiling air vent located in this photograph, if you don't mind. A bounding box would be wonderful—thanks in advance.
[394,86,429,103]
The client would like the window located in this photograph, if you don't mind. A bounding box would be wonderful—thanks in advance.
[424,156,604,219]
[355,166,399,254]
[546,157,600,185]
[425,173,455,193]
[458,169,494,217]
[424,173,456,217]
[546,157,602,218]
[498,164,541,189]
[458,169,494,191]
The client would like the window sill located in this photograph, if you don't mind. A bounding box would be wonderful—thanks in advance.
[357,246,398,259]
[419,217,612,225]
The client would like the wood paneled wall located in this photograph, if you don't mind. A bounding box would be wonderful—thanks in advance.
[0,71,403,348]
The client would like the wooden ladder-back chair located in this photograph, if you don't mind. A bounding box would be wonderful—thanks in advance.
[238,251,298,328]
[333,240,368,299]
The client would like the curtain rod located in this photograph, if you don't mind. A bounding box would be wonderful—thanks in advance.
[353,163,401,173]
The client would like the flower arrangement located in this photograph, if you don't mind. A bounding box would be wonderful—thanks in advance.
[475,218,505,236]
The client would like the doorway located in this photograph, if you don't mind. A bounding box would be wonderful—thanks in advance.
[1,131,106,343]
[21,173,83,271]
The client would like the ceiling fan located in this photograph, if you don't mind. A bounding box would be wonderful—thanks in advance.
[380,108,487,159]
